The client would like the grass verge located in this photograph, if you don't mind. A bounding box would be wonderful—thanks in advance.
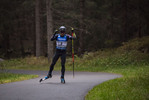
[0,72,38,84]
[85,65,149,100]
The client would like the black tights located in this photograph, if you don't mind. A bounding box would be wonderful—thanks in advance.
[48,49,66,78]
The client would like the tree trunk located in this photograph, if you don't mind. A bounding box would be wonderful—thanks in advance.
[35,0,41,57]
[123,0,128,41]
[20,33,25,58]
[138,0,142,38]
[79,0,85,55]
[4,32,10,59]
[46,0,53,61]
[110,0,114,39]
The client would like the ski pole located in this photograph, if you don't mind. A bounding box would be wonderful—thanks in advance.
[71,27,75,78]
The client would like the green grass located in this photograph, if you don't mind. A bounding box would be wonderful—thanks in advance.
[0,72,38,84]
[0,56,50,70]
[85,65,149,100]
[0,36,149,99]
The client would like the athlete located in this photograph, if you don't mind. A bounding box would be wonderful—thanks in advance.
[39,26,76,83]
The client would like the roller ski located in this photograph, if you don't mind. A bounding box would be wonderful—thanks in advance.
[61,77,65,84]
[39,75,52,83]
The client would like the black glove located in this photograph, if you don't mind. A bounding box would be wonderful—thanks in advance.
[71,27,74,33]
[54,29,58,35]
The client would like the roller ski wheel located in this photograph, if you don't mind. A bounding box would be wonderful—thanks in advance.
[61,78,65,84]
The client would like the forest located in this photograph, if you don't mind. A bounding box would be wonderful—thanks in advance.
[0,0,149,59]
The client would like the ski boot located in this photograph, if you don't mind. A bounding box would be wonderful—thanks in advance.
[39,75,52,82]
[61,77,65,84]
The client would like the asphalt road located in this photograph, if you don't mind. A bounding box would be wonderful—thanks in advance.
[0,70,122,100]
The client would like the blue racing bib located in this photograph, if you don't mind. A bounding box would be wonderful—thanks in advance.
[56,34,67,50]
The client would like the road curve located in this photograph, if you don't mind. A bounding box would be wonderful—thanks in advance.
[0,70,122,100]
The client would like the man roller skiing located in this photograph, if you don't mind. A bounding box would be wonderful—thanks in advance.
[39,26,76,83]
